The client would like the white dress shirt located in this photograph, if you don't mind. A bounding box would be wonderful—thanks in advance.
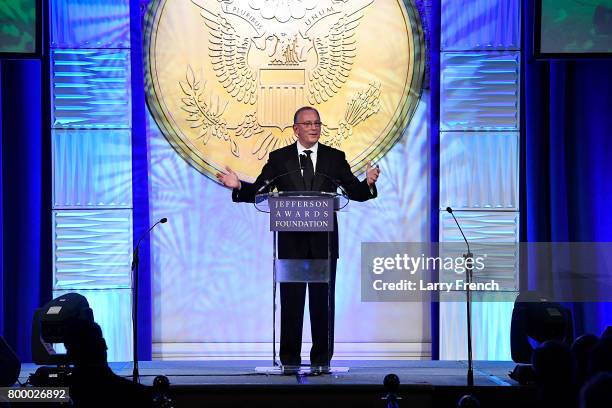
[296,141,318,175]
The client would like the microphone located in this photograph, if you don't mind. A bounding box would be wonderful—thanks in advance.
[314,171,349,197]
[131,217,167,384]
[132,218,168,269]
[297,153,347,196]
[297,154,348,196]
[255,164,305,195]
[446,206,474,388]
[446,207,470,255]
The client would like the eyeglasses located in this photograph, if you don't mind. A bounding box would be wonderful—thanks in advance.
[295,121,323,128]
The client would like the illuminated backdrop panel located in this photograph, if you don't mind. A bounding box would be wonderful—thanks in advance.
[50,0,130,48]
[51,49,132,129]
[149,98,432,359]
[439,0,520,361]
[441,0,520,51]
[440,52,520,131]
[50,0,135,361]
[53,210,133,290]
[52,129,132,208]
[143,0,431,359]
[440,132,519,210]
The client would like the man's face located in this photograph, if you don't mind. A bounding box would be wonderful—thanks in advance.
[293,109,321,148]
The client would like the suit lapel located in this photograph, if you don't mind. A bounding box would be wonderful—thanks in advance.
[312,144,329,192]
[284,143,306,190]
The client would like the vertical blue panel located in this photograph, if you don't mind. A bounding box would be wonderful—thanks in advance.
[440,132,519,210]
[53,129,132,208]
[53,289,132,362]
[1,59,44,361]
[50,0,130,48]
[0,63,3,335]
[130,0,152,360]
[440,52,520,130]
[53,209,132,289]
[430,0,442,360]
[51,49,131,129]
[441,0,520,51]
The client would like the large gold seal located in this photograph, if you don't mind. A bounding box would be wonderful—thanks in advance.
[144,0,424,182]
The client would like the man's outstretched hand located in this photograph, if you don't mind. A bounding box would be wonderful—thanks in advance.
[216,166,241,190]
[366,161,381,187]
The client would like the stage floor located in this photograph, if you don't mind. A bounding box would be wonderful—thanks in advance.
[19,360,532,407]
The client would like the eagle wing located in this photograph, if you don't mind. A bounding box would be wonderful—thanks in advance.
[307,9,365,104]
[192,1,258,105]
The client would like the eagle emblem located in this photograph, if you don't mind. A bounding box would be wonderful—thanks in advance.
[182,0,381,158]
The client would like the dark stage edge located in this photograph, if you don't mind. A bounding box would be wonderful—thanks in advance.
[19,360,534,407]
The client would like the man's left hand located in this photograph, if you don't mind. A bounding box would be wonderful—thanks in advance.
[366,161,381,186]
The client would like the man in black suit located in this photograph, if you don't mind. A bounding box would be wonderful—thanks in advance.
[217,106,380,367]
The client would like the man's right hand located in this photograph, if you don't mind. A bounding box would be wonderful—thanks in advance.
[216,166,241,190]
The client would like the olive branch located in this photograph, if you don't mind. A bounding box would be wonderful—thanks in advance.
[321,81,381,147]
[179,66,239,157]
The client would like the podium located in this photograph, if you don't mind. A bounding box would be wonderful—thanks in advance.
[253,191,349,375]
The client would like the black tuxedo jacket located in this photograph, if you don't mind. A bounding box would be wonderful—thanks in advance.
[233,142,376,259]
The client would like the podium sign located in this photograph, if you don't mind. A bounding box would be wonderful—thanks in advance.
[269,196,334,232]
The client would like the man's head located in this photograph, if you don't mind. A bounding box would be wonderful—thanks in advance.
[293,106,321,148]
[64,320,108,366]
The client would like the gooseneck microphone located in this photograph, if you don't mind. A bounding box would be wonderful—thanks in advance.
[446,206,474,388]
[446,207,470,255]
[132,217,167,384]
[256,164,305,195]
[314,171,349,198]
[297,153,348,196]
[132,218,167,269]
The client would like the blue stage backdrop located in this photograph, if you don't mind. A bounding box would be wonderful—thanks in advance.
[523,0,612,336]
[2,0,612,363]
[1,59,47,361]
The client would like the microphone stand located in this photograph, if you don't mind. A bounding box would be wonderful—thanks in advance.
[132,244,141,384]
[132,218,167,384]
[446,207,474,388]
[465,251,474,388]
[313,171,350,209]
[254,166,306,196]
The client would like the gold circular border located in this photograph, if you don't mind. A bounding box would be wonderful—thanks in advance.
[143,0,425,180]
